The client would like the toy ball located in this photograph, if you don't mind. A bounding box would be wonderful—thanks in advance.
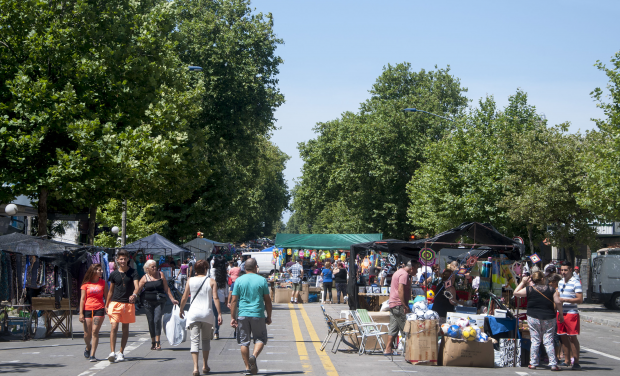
[455,318,470,329]
[461,326,477,341]
[424,310,439,320]
[441,323,451,334]
[477,333,489,342]
[447,325,461,338]
[414,308,426,318]
[406,313,417,321]
[471,325,481,336]
[413,301,428,312]
[427,290,435,300]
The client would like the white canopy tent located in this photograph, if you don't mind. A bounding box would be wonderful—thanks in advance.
[123,233,188,256]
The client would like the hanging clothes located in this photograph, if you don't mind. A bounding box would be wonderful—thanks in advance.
[0,251,9,301]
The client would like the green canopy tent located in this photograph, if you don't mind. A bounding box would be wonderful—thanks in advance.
[274,233,382,251]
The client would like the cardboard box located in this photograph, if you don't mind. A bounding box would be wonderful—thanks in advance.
[300,283,309,303]
[404,320,439,365]
[368,311,390,324]
[274,288,292,303]
[441,337,494,368]
[447,312,486,327]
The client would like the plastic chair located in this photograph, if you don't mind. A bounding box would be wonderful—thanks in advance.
[351,309,388,355]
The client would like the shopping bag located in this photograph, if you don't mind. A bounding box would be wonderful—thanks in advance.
[163,305,187,346]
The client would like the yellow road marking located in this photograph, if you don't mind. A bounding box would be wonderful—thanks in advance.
[288,303,313,373]
[299,304,339,376]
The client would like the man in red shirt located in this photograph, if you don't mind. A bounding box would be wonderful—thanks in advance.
[383,260,416,356]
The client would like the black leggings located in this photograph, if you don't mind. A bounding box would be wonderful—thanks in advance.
[323,282,333,301]
[335,283,347,303]
[144,300,165,338]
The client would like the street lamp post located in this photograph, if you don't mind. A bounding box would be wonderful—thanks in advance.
[403,108,454,122]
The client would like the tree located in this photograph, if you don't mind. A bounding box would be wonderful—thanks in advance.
[293,63,468,238]
[0,0,204,236]
[578,51,620,220]
[94,199,167,248]
[153,0,288,243]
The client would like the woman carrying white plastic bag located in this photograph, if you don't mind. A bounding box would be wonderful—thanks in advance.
[164,305,186,346]
[179,260,222,376]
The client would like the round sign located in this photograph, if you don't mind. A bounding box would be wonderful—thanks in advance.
[419,248,437,266]
[513,236,524,244]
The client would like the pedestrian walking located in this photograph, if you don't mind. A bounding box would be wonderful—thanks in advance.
[230,258,272,375]
[514,271,564,371]
[383,260,415,356]
[322,261,333,304]
[105,250,140,363]
[558,261,583,370]
[179,260,222,376]
[212,256,229,339]
[79,263,108,362]
[287,259,304,304]
[333,262,348,304]
[137,259,179,350]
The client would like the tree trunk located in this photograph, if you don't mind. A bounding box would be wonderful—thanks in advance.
[527,225,535,255]
[88,205,97,245]
[121,199,127,246]
[37,187,48,237]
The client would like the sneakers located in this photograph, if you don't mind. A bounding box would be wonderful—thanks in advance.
[243,370,252,375]
[116,352,125,362]
[213,333,219,340]
[89,356,97,362]
[84,347,90,359]
[571,363,581,370]
[107,352,116,363]
[248,355,258,375]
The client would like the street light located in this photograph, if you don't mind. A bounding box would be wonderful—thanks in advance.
[188,66,203,71]
[111,226,120,235]
[5,204,18,216]
[403,108,454,122]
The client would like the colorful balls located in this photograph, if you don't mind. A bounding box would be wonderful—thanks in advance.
[424,310,439,320]
[455,318,470,329]
[441,323,451,334]
[477,333,489,342]
[461,326,477,341]
[447,325,460,338]
[413,301,428,312]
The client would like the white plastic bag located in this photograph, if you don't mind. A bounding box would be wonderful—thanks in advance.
[380,299,391,312]
[163,305,186,346]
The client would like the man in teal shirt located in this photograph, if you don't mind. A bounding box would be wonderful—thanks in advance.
[231,258,272,375]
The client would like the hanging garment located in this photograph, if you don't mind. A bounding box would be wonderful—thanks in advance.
[43,263,56,295]
[91,252,100,265]
[101,252,110,285]
[0,251,9,301]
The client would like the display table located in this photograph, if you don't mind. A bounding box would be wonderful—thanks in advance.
[31,297,75,338]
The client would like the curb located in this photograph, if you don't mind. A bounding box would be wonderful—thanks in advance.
[580,314,620,328]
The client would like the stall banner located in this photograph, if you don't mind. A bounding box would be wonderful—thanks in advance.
[404,320,439,365]
[500,263,517,290]
[441,337,494,368]
[494,339,521,367]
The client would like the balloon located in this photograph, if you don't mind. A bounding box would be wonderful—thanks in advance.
[333,251,339,259]
[287,249,292,256]
[298,250,304,258]
[325,251,331,258]
[304,250,310,258]
[340,254,346,261]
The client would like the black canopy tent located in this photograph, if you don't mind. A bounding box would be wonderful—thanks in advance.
[347,222,525,309]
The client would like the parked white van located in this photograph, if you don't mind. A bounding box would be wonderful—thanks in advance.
[242,252,274,276]
[592,254,620,310]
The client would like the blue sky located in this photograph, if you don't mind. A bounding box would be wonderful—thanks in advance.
[251,0,620,222]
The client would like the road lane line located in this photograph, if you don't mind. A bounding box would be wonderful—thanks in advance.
[582,346,620,361]
[288,303,312,374]
[75,337,147,376]
[298,304,339,376]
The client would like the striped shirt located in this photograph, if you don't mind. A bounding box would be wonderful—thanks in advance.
[558,276,582,314]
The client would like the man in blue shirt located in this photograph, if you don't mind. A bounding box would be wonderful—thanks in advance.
[557,261,583,370]
[230,258,272,375]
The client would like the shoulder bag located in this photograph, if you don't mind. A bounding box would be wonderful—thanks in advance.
[191,276,209,304]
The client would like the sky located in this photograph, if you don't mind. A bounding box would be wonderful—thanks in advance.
[251,0,620,223]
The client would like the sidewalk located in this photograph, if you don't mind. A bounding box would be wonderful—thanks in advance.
[579,303,620,328]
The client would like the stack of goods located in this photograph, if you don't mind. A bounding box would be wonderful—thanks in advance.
[440,318,489,342]
[406,300,439,321]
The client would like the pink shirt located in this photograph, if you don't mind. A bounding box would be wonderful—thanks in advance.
[389,268,411,308]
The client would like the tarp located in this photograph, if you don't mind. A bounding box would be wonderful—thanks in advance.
[0,233,80,256]
[183,237,228,257]
[124,233,187,256]
[347,222,524,309]
[275,233,383,250]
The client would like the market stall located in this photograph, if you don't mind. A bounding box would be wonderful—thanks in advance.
[0,233,98,340]
[271,233,383,303]
[183,237,229,260]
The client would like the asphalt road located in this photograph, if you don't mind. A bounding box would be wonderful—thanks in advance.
[1,303,619,376]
